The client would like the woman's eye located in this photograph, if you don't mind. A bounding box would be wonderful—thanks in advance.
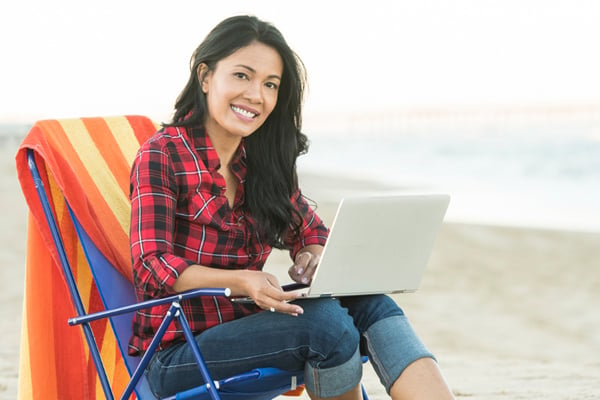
[265,82,279,90]
[234,72,248,80]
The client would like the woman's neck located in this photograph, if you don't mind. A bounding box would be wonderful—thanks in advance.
[205,128,242,169]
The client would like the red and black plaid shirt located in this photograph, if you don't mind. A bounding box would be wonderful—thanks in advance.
[128,125,328,355]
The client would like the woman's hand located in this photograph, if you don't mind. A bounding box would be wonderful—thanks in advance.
[288,245,323,285]
[242,270,304,316]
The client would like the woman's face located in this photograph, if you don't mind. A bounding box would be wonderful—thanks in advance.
[201,41,283,141]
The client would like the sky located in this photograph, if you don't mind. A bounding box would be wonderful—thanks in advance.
[1,0,600,124]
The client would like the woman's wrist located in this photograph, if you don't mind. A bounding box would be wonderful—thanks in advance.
[295,244,323,260]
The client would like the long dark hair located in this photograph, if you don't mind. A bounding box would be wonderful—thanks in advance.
[167,15,309,249]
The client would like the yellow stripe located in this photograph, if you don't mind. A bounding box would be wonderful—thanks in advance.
[103,116,146,165]
[102,116,145,241]
[48,173,65,224]
[76,243,93,311]
[98,322,117,398]
[95,375,105,399]
[112,356,130,396]
[58,119,129,234]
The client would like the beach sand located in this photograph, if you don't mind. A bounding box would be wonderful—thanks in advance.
[2,138,599,399]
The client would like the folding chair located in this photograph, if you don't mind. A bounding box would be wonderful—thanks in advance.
[17,117,369,400]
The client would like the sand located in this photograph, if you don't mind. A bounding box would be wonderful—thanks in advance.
[1,137,599,399]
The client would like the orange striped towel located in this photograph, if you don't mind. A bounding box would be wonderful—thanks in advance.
[15,116,159,399]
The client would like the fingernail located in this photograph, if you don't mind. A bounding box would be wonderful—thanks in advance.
[301,277,309,284]
[296,267,304,275]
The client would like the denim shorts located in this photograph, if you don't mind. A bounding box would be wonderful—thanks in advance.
[146,295,434,398]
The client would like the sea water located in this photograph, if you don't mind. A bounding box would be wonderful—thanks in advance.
[299,112,600,233]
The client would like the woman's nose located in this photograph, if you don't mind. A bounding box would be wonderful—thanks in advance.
[244,82,263,103]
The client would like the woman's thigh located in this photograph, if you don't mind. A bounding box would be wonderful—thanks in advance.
[341,294,405,333]
[147,297,360,397]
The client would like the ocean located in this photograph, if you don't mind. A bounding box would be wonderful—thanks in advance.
[3,110,599,233]
[299,110,600,233]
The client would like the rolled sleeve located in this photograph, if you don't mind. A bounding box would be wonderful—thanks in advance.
[130,141,192,299]
[286,189,329,258]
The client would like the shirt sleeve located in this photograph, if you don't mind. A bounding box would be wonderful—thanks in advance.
[129,140,193,299]
[286,189,330,259]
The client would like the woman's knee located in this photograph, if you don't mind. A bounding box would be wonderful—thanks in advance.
[341,294,404,331]
[298,298,360,364]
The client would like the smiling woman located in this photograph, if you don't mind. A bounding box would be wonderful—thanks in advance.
[128,15,455,399]
[163,16,308,248]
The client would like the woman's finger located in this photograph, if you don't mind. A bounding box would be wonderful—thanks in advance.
[265,300,304,316]
[292,252,319,284]
[289,251,315,284]
[301,253,320,283]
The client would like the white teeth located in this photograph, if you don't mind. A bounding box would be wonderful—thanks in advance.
[231,105,256,118]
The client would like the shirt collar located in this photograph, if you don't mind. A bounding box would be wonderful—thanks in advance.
[188,126,247,176]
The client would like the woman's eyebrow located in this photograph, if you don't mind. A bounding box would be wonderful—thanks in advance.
[235,64,281,80]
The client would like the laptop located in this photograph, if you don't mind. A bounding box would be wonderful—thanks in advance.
[233,193,450,302]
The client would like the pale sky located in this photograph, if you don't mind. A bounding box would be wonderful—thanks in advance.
[1,0,599,123]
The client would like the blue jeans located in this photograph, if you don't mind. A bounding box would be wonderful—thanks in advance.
[146,295,434,398]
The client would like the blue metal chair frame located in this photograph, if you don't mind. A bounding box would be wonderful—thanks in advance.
[26,148,322,400]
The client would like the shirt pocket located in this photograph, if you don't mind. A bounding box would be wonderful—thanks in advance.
[180,190,230,231]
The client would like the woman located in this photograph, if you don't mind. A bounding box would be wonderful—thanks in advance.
[129,15,454,399]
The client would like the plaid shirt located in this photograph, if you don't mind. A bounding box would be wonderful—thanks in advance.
[128,125,328,355]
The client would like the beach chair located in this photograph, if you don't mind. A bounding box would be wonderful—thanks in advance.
[16,116,368,400]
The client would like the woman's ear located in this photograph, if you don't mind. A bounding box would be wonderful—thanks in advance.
[197,63,210,94]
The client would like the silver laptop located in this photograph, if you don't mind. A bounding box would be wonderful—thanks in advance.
[282,193,450,298]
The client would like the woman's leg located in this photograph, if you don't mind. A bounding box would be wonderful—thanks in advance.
[307,383,363,400]
[389,358,454,400]
[146,298,363,398]
[341,295,454,399]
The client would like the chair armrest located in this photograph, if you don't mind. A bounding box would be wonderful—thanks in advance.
[68,287,231,326]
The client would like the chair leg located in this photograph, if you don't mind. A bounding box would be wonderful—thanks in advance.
[176,303,222,400]
[120,302,180,399]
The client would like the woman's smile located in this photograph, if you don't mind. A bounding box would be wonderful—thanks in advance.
[231,104,259,120]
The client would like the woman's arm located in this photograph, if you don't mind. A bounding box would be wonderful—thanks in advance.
[174,265,304,316]
[130,141,192,299]
[285,190,328,284]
